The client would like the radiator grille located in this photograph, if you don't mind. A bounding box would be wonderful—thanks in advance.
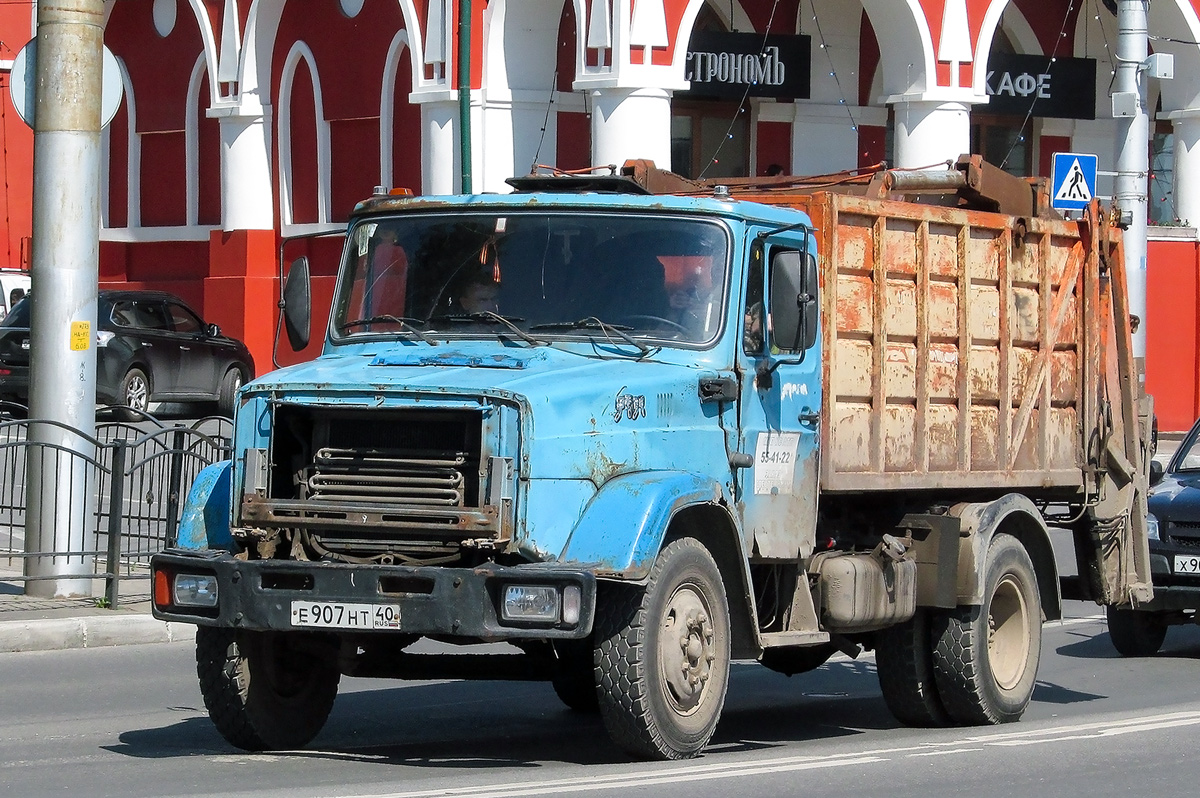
[306,447,467,506]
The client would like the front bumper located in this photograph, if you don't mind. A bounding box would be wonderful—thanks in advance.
[1143,541,1200,611]
[151,549,596,639]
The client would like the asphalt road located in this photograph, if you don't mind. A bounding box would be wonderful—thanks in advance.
[2,606,1198,798]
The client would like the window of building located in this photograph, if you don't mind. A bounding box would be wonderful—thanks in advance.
[671,101,750,179]
[1149,120,1178,226]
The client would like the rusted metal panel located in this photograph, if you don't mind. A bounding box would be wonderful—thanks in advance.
[770,192,1108,493]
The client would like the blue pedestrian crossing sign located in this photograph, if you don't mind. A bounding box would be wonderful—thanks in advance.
[1051,152,1098,210]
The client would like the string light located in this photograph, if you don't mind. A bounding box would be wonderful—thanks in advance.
[808,2,859,134]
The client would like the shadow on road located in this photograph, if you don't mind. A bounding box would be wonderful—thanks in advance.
[103,660,896,768]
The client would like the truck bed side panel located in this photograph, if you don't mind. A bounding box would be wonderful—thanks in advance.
[804,193,1094,493]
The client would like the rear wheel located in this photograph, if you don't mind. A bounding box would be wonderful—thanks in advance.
[116,368,150,421]
[875,610,951,727]
[931,534,1041,725]
[594,537,731,760]
[1106,605,1167,657]
[217,367,243,416]
[195,627,340,751]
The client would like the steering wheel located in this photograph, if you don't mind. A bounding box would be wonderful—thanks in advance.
[620,314,689,334]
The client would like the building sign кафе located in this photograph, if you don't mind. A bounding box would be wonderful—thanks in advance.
[984,53,1096,120]
[682,31,811,100]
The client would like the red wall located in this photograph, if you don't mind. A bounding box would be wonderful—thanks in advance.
[0,4,34,271]
[1146,237,1200,432]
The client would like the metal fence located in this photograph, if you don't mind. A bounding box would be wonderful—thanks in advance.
[0,403,232,604]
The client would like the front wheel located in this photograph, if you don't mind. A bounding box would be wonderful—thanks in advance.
[196,627,340,751]
[594,537,731,760]
[931,534,1041,725]
[1106,605,1167,657]
[217,367,243,417]
[116,367,150,421]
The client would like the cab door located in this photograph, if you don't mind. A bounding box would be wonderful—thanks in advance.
[736,233,821,560]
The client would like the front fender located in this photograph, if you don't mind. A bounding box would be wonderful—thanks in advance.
[177,461,234,551]
[558,470,730,580]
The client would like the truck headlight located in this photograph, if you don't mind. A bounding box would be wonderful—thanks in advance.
[1147,513,1160,541]
[173,574,219,607]
[501,584,560,623]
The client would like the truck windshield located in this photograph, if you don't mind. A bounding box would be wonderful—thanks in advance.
[333,212,730,347]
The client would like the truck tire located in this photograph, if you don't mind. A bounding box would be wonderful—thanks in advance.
[1106,605,1167,657]
[196,627,340,751]
[594,537,731,760]
[931,534,1041,725]
[875,610,950,727]
[196,626,268,751]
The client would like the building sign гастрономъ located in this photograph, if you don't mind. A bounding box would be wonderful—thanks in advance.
[984,53,1096,120]
[682,32,811,101]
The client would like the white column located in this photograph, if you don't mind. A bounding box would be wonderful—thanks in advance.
[422,100,460,195]
[1170,112,1200,229]
[787,103,888,176]
[590,87,671,171]
[214,108,275,231]
[891,99,971,169]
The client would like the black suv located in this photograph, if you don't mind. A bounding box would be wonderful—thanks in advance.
[0,290,254,418]
[1107,416,1200,655]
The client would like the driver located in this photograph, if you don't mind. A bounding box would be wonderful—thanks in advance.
[453,267,500,314]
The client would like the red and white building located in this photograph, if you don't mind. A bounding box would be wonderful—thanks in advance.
[1,0,1199,429]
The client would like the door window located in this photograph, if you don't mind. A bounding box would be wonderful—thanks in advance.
[166,302,204,334]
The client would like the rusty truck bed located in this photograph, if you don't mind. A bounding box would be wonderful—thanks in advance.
[747,191,1128,495]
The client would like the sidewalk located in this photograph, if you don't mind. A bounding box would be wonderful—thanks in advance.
[0,564,195,654]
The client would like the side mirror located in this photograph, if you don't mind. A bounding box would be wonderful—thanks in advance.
[1149,459,1164,487]
[769,250,802,350]
[206,323,221,338]
[768,250,818,352]
[282,256,312,351]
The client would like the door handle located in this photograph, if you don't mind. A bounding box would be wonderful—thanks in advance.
[180,346,191,351]
[798,409,819,426]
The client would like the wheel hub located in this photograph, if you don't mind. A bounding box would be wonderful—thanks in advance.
[988,573,1031,690]
[659,585,715,714]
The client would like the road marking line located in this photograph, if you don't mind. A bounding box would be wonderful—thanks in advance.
[906,747,984,757]
[345,755,886,798]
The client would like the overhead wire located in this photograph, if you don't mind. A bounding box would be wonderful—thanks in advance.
[999,1,1078,170]
[697,0,782,179]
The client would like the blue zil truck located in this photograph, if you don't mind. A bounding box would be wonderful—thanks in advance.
[151,158,1152,760]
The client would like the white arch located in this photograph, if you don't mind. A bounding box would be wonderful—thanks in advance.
[380,30,412,187]
[185,54,208,226]
[1148,0,1200,112]
[972,0,1013,96]
[100,55,140,230]
[860,0,936,99]
[242,0,427,112]
[104,0,223,106]
[277,41,332,229]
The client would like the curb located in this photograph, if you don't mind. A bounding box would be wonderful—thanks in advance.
[0,615,196,654]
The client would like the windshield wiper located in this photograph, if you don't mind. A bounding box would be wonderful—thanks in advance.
[340,315,439,346]
[529,317,651,355]
[429,312,544,346]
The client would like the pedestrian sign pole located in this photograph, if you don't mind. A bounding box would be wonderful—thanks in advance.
[1050,152,1098,212]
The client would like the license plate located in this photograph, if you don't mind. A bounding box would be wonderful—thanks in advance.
[1173,555,1200,575]
[290,601,401,630]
